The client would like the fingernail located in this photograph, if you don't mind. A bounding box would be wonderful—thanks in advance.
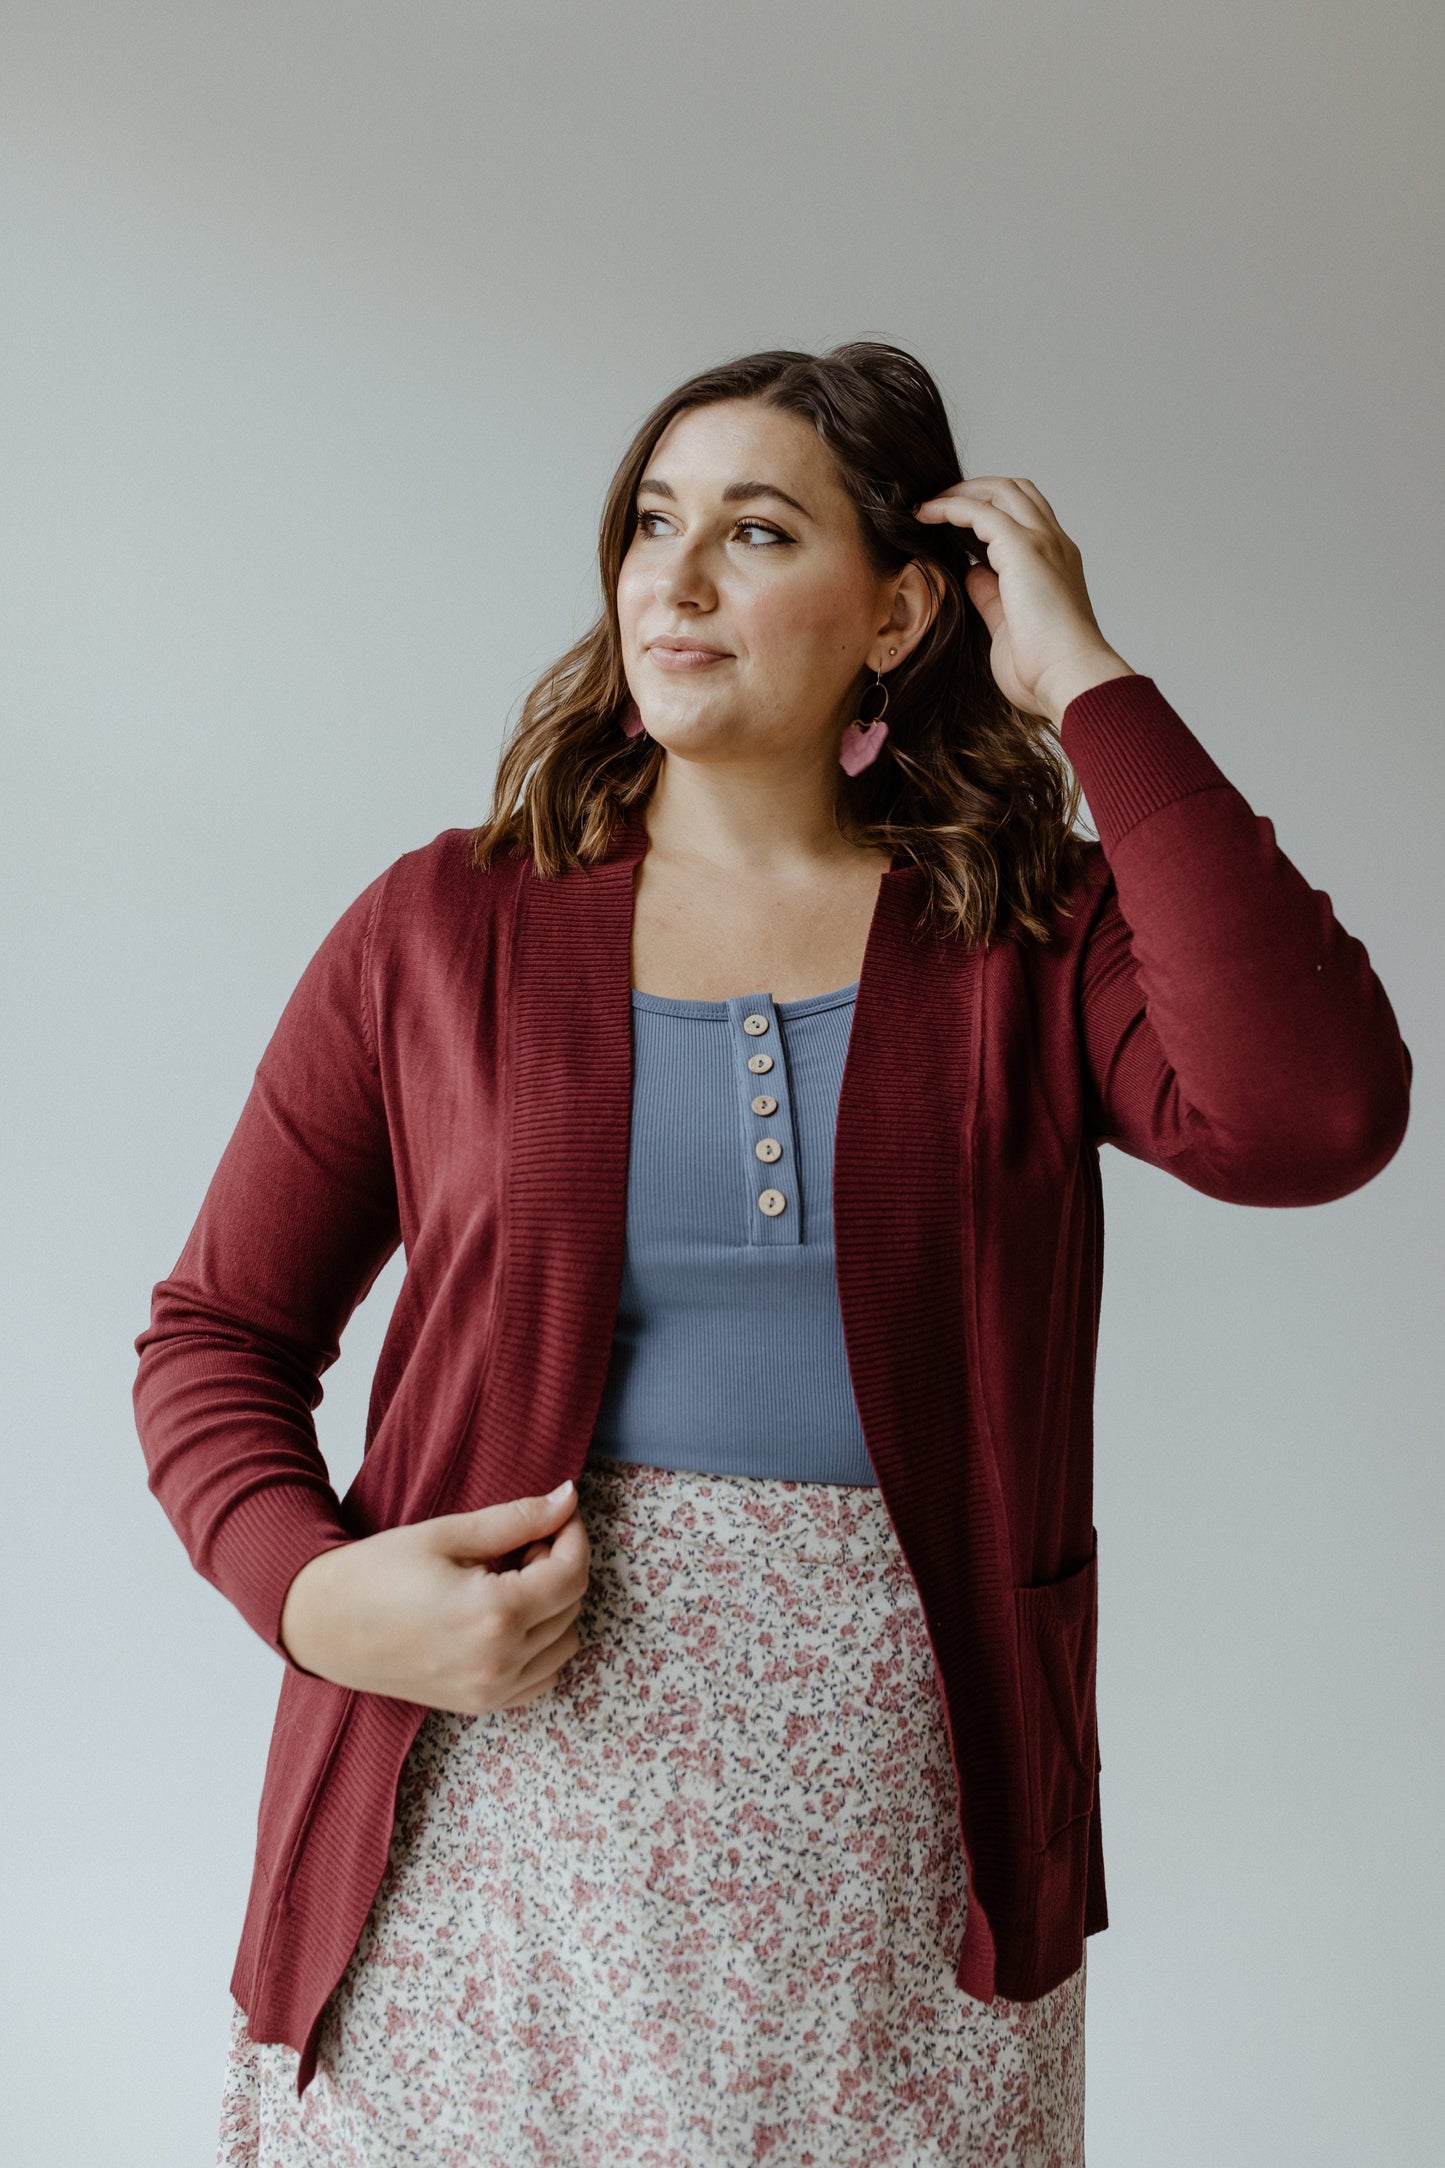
[546,1479,574,1503]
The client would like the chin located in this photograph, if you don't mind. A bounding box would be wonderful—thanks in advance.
[646,688,734,726]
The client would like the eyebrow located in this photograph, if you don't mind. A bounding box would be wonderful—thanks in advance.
[635,475,817,523]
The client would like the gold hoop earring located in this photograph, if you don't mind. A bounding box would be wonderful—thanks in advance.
[838,669,891,776]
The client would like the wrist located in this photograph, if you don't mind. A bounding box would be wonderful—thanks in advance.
[279,1541,350,1675]
[1037,647,1135,728]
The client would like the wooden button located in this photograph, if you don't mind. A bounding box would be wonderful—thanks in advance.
[757,1188,787,1216]
[750,1094,778,1116]
[755,1137,783,1163]
[743,1013,770,1036]
[747,1053,774,1074]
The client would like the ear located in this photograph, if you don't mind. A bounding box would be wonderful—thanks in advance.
[878,559,941,667]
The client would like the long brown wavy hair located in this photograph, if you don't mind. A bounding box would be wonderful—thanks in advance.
[469,342,1093,947]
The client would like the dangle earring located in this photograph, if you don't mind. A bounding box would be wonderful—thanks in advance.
[838,649,896,775]
[620,696,645,738]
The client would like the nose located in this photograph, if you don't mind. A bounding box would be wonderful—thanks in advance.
[652,530,717,611]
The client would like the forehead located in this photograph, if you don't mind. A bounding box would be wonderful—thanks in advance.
[645,399,844,500]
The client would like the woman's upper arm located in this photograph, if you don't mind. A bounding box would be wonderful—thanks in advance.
[133,867,403,1660]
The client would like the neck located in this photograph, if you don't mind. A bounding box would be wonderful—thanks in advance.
[640,747,878,878]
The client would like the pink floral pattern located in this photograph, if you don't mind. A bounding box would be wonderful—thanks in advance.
[217,1459,1085,2164]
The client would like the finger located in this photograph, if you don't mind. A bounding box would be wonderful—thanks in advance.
[521,1586,585,1648]
[912,490,1012,544]
[544,1504,591,1568]
[510,1614,581,1690]
[494,1667,569,1711]
[508,1508,591,1614]
[1010,477,1061,526]
[930,476,1053,537]
[431,1488,577,1561]
[912,493,1033,567]
[964,564,1004,634]
[912,478,986,520]
[491,1678,549,1710]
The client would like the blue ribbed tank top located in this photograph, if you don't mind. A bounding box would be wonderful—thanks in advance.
[586,981,878,1486]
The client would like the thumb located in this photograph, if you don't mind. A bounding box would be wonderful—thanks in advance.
[965,562,1003,634]
[431,1480,576,1561]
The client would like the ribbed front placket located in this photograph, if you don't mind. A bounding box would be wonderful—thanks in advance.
[724,992,802,1247]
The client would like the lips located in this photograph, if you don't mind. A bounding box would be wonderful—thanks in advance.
[647,637,731,674]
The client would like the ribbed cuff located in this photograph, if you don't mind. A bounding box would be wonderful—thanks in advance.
[206,1482,356,1669]
[1058,675,1232,857]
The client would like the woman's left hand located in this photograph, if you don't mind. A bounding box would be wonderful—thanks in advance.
[913,476,1135,724]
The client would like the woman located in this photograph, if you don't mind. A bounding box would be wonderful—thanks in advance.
[135,342,1411,2165]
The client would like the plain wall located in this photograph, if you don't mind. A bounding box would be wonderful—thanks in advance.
[2,4,1441,2161]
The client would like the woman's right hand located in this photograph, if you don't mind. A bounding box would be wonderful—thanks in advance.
[277,1481,592,1715]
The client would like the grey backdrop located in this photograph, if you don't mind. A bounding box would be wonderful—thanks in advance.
[3,4,1440,2162]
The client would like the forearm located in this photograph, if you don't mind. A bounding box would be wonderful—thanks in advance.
[1064,675,1411,1199]
[134,1295,358,1663]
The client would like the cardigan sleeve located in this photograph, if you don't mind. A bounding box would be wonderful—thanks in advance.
[1062,675,1412,1206]
[132,867,403,1667]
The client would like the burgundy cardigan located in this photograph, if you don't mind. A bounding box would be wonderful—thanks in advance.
[133,675,1411,2096]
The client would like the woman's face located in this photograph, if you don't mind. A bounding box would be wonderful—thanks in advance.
[616,398,928,771]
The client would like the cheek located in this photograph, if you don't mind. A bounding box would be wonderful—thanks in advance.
[742,573,857,664]
[615,560,646,639]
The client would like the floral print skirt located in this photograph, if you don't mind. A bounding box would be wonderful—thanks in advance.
[216,1457,1086,2166]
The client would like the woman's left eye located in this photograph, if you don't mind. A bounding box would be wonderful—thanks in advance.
[735,519,789,546]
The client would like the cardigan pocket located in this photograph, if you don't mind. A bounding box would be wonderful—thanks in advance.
[1015,1528,1099,1852]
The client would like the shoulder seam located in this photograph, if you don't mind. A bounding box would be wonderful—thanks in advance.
[358,864,392,1076]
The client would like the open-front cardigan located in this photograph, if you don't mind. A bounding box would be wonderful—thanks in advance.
[133,674,1412,2097]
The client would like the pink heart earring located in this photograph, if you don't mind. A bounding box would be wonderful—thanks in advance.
[838,650,896,775]
[620,697,645,738]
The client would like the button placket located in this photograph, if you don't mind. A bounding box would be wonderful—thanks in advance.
[726,993,801,1246]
